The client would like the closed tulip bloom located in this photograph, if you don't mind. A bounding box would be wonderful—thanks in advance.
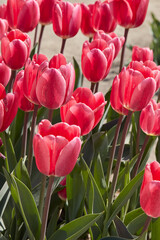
[117,66,156,111]
[1,29,31,70]
[0,18,8,40]
[6,0,40,32]
[0,4,7,19]
[140,161,160,218]
[109,0,149,29]
[13,70,34,112]
[94,30,125,59]
[49,53,67,69]
[33,119,81,176]
[60,87,106,136]
[52,1,82,39]
[80,3,96,38]
[81,38,115,82]
[92,0,117,33]
[39,0,60,25]
[0,56,11,87]
[132,46,153,62]
[140,99,160,136]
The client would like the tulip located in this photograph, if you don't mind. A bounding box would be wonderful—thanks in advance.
[0,18,8,40]
[52,1,82,39]
[58,177,67,200]
[49,53,67,69]
[140,99,160,136]
[39,0,60,25]
[60,87,106,136]
[94,30,125,59]
[80,3,96,38]
[33,119,81,176]
[81,38,115,82]
[0,56,11,87]
[6,0,40,32]
[1,29,31,70]
[132,46,153,62]
[140,161,160,218]
[92,0,117,33]
[109,0,149,29]
[13,70,34,112]
[0,4,7,19]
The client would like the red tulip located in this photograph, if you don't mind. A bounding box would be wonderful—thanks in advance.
[94,30,125,59]
[140,161,160,218]
[60,87,106,136]
[0,4,7,19]
[23,53,48,105]
[52,1,82,39]
[39,0,60,25]
[109,0,149,28]
[92,0,117,33]
[80,3,96,38]
[6,0,40,32]
[81,38,115,82]
[140,99,160,136]
[58,177,67,200]
[36,55,75,109]
[13,70,34,112]
[33,119,81,176]
[132,46,153,62]
[116,66,156,111]
[0,56,11,87]
[0,18,8,40]
[49,53,67,69]
[1,29,31,70]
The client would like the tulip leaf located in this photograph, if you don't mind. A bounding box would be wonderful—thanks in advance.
[82,135,94,167]
[114,216,133,239]
[48,212,103,240]
[151,217,160,240]
[10,109,24,146]
[127,213,147,235]
[124,208,144,226]
[100,237,132,240]
[73,57,82,89]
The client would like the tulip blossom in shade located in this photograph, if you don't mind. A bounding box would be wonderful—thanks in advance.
[0,4,7,19]
[33,120,81,176]
[0,18,8,40]
[92,0,117,33]
[58,177,67,200]
[0,56,11,87]
[80,3,96,38]
[94,30,125,59]
[132,46,153,62]
[36,56,75,109]
[117,66,156,112]
[13,70,34,112]
[81,38,115,82]
[140,99,160,136]
[6,0,40,32]
[1,29,31,70]
[60,87,106,136]
[140,161,160,218]
[23,53,48,105]
[52,1,82,39]
[109,0,149,29]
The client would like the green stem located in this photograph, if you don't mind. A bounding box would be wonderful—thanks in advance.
[37,25,45,55]
[136,121,141,154]
[40,176,54,240]
[38,174,47,218]
[60,38,66,54]
[21,112,29,158]
[8,70,16,93]
[2,132,9,172]
[119,28,129,73]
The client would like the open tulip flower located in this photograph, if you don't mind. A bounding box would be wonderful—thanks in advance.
[1,29,31,70]
[52,1,82,39]
[60,87,106,136]
[109,0,149,29]
[132,46,153,62]
[81,38,115,83]
[0,56,11,87]
[33,120,81,176]
[140,161,160,218]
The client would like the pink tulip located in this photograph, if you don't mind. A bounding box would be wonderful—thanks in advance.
[58,177,67,200]
[0,56,11,87]
[140,161,160,218]
[49,53,67,69]
[0,4,7,19]
[6,0,40,32]
[132,46,153,62]
[109,0,149,28]
[60,87,106,136]
[33,119,81,176]
[0,18,8,40]
[39,0,60,25]
[52,1,82,39]
[81,38,115,82]
[140,99,160,136]
[1,29,31,70]
[92,0,117,33]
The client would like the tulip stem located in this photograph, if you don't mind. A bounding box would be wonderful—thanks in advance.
[37,25,45,55]
[140,216,152,236]
[60,38,66,54]
[8,70,16,93]
[27,104,39,175]
[106,115,123,188]
[119,28,129,73]
[95,82,99,93]
[38,174,47,218]
[48,109,53,123]
[132,135,150,178]
[21,112,29,158]
[89,37,92,43]
[136,121,141,154]
[33,24,39,47]
[90,82,96,93]
[40,176,54,240]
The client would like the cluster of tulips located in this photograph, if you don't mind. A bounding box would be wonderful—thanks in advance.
[0,0,160,239]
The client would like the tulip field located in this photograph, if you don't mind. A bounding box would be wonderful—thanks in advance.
[0,0,160,240]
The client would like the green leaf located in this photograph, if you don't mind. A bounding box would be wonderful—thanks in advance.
[127,213,147,235]
[48,213,103,240]
[151,217,160,240]
[73,57,82,89]
[114,216,133,239]
[124,208,144,226]
[100,237,131,240]
[82,135,94,167]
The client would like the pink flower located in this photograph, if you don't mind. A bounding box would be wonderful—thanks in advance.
[0,18,8,40]
[39,0,60,25]
[0,56,11,87]
[132,46,153,62]
[58,178,67,200]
